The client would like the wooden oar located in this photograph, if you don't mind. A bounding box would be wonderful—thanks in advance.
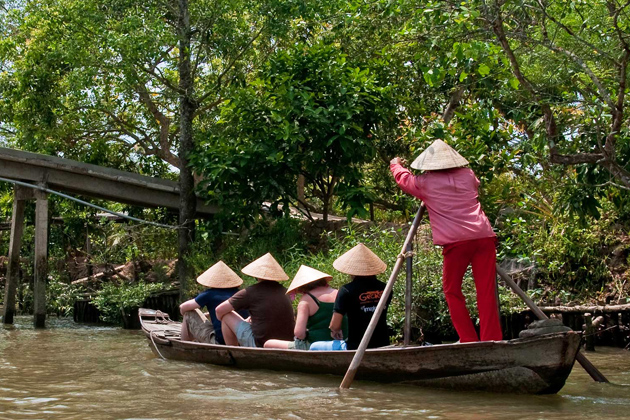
[340,205,426,389]
[496,265,609,383]
[403,240,413,346]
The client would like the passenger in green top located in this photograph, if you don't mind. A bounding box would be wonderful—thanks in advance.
[264,265,347,350]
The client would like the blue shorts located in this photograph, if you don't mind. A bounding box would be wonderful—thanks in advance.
[235,321,257,348]
[309,340,347,351]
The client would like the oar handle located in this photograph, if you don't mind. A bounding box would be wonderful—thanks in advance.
[340,205,426,389]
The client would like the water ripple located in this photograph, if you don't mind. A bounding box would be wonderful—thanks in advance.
[1,316,629,419]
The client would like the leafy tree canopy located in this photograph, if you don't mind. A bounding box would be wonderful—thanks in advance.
[193,42,395,224]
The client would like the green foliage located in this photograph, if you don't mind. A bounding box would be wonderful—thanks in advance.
[0,0,308,171]
[46,277,80,317]
[0,0,629,335]
[495,180,620,295]
[190,217,307,274]
[193,42,395,225]
[92,281,165,324]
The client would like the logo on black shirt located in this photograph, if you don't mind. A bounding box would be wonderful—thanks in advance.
[358,290,383,302]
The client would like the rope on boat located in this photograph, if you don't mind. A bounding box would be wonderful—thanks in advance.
[150,330,167,360]
[583,324,619,337]
[399,250,416,259]
[154,310,172,324]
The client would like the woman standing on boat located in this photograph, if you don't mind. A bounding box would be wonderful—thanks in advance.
[390,139,502,343]
[179,261,248,344]
[264,265,347,350]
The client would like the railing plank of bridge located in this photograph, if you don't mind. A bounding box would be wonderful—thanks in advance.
[0,147,218,215]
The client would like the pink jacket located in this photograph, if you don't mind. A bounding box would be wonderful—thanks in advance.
[390,164,495,245]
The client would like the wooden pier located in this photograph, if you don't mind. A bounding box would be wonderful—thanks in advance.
[0,147,218,327]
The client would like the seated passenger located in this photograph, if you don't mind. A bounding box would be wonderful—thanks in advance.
[264,265,347,350]
[179,261,248,345]
[216,253,295,347]
[328,243,391,350]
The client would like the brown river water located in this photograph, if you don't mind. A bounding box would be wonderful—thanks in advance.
[1,317,629,420]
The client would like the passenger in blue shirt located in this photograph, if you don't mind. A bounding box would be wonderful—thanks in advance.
[179,261,248,345]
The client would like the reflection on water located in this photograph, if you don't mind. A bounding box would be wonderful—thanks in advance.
[1,316,629,419]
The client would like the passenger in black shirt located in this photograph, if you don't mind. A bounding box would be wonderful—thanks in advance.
[329,243,391,350]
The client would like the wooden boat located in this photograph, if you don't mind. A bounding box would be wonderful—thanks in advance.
[139,308,582,394]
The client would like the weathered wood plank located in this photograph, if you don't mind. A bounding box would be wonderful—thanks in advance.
[70,264,127,285]
[2,187,27,325]
[33,189,48,328]
[0,147,175,190]
[0,147,218,215]
[537,304,630,313]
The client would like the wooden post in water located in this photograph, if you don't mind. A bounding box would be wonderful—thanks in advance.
[340,205,425,389]
[33,186,49,328]
[584,313,595,351]
[496,265,609,383]
[2,186,30,325]
[404,241,413,346]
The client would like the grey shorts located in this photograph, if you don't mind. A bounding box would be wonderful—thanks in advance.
[235,320,257,347]
[183,310,216,344]
[287,338,310,350]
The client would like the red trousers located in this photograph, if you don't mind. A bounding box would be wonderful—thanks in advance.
[442,237,503,342]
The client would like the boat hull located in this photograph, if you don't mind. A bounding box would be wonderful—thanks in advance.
[140,309,581,394]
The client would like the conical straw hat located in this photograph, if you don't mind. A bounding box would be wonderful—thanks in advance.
[196,260,243,288]
[286,265,332,294]
[333,243,387,276]
[410,139,469,170]
[241,253,289,281]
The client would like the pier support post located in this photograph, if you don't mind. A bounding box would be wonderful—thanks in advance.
[584,313,595,351]
[33,187,49,328]
[2,186,30,325]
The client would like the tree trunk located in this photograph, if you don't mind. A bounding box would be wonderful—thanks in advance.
[297,174,305,207]
[322,193,329,223]
[177,0,197,302]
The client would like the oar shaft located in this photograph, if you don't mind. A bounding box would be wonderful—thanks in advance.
[496,266,547,319]
[340,205,425,389]
[496,265,609,383]
[404,241,413,346]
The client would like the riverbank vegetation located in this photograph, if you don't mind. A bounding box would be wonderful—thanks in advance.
[1,0,629,338]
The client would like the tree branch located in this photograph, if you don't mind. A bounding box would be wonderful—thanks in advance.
[442,86,465,125]
[0,125,16,135]
[536,34,616,110]
[601,160,630,188]
[135,83,181,168]
[192,97,225,118]
[549,152,605,165]
[488,1,559,148]
[140,65,184,95]
[605,48,629,156]
[596,180,630,191]
[195,24,266,105]
[611,0,630,51]
[98,109,146,142]
[535,0,619,65]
